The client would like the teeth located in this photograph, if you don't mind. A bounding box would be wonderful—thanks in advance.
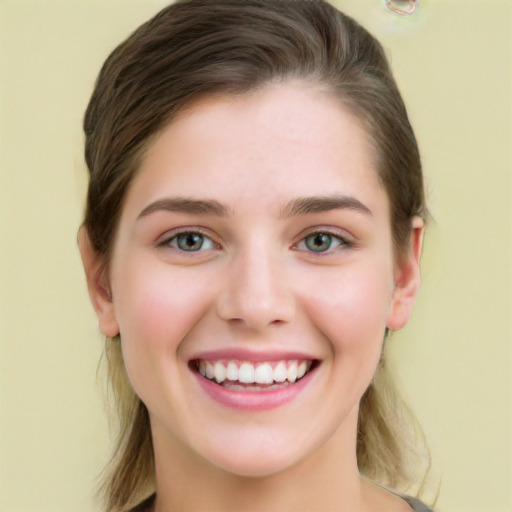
[297,360,308,379]
[197,359,313,385]
[254,363,273,384]
[273,361,287,382]
[238,362,255,383]
[226,361,238,381]
[205,361,214,379]
[287,361,298,383]
[222,383,286,391]
[214,362,226,383]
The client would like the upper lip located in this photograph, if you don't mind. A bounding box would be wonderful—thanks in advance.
[190,348,318,362]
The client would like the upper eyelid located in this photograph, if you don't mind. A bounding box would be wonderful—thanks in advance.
[292,228,354,254]
[156,226,353,248]
[158,231,222,256]
[157,226,218,244]
[294,226,353,243]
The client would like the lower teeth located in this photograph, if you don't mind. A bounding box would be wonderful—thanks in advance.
[221,382,290,391]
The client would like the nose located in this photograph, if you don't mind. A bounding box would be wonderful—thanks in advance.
[215,244,295,331]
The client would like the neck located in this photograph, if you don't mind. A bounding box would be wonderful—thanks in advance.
[151,408,370,512]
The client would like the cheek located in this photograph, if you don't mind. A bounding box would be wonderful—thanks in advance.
[295,263,394,425]
[110,260,214,388]
[300,264,392,358]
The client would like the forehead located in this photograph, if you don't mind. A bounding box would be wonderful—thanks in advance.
[124,83,387,218]
[171,84,375,163]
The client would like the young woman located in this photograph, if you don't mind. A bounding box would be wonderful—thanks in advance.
[78,1,434,510]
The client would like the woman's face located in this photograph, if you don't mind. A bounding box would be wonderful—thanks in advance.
[91,84,421,477]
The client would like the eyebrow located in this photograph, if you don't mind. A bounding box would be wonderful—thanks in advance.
[280,195,373,217]
[137,194,372,220]
[137,197,230,219]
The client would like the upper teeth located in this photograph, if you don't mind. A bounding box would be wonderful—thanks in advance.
[198,359,312,385]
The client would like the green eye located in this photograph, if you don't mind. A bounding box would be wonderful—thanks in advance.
[170,232,215,252]
[297,232,347,253]
[305,233,333,252]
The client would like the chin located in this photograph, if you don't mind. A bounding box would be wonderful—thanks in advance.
[200,435,307,478]
[211,454,298,478]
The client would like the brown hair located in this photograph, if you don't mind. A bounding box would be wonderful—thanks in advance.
[82,1,429,510]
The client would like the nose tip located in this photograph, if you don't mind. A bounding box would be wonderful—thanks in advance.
[215,253,295,331]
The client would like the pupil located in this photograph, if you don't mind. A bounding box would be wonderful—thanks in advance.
[178,233,202,251]
[307,233,331,252]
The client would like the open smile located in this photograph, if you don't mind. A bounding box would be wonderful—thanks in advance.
[190,357,319,410]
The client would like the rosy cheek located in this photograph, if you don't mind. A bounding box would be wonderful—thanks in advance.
[113,271,188,400]
[301,271,390,353]
[115,264,213,353]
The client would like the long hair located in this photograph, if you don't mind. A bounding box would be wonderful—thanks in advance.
[82,1,430,509]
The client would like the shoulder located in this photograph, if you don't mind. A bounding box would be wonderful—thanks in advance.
[128,494,156,512]
[127,491,434,512]
[363,481,433,512]
[401,494,436,512]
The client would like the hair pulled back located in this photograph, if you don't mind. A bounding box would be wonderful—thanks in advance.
[82,1,428,509]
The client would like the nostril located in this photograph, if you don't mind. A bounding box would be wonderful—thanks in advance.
[213,253,296,326]
[216,290,296,330]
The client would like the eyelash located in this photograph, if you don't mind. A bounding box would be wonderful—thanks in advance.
[294,230,352,254]
[158,228,353,255]
[158,229,218,253]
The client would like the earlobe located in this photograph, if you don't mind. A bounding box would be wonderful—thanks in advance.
[77,226,120,338]
[386,217,424,331]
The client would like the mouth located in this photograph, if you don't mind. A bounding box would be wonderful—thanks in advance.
[192,358,316,391]
[189,357,320,411]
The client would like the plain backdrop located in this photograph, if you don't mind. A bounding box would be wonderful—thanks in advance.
[0,1,510,511]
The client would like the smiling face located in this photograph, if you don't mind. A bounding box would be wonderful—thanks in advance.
[82,83,422,479]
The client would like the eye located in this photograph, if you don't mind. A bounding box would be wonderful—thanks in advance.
[296,232,348,253]
[166,232,216,252]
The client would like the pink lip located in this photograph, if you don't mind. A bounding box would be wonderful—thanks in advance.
[190,348,316,362]
[191,362,318,411]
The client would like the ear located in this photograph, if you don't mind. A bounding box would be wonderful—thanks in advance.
[77,226,120,337]
[386,217,424,331]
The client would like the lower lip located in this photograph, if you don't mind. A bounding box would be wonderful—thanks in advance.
[193,366,317,411]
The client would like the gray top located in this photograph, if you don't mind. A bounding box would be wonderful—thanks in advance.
[130,493,434,511]
[403,494,435,512]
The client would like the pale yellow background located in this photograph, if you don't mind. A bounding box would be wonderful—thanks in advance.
[0,1,510,511]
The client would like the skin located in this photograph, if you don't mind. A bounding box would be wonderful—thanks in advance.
[80,83,423,511]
